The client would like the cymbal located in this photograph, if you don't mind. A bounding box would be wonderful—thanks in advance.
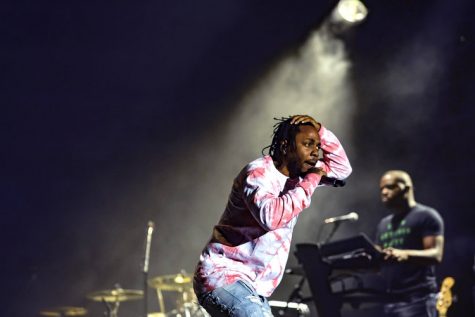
[86,289,144,302]
[39,306,87,316]
[148,273,192,291]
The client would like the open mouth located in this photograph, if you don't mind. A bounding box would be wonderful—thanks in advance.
[304,161,317,168]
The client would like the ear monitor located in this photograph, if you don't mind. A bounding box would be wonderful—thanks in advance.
[401,184,410,192]
[396,181,409,192]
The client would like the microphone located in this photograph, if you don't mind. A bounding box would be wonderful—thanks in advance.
[324,212,359,224]
[319,176,346,187]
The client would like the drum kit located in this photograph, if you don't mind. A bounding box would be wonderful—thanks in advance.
[38,222,308,317]
[39,272,208,317]
[147,273,208,317]
[38,273,311,317]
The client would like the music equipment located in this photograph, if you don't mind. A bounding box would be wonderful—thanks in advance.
[148,272,198,316]
[163,305,210,317]
[87,287,143,317]
[295,233,403,317]
[268,300,310,317]
[143,221,155,317]
[324,212,358,224]
[39,306,87,317]
[436,277,455,317]
[148,273,192,291]
[87,288,144,302]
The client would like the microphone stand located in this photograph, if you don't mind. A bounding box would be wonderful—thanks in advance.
[315,222,325,243]
[287,275,306,302]
[143,221,155,317]
[323,222,341,244]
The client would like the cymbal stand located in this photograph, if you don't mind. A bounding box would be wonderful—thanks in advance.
[102,298,120,317]
[154,288,166,314]
[180,289,194,317]
[143,221,155,317]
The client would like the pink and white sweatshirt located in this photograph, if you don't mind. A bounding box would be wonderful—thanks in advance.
[194,126,352,297]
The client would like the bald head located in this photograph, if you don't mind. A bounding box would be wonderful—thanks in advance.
[382,170,413,188]
[380,170,416,211]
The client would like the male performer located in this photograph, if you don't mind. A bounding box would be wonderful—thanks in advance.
[376,170,444,317]
[193,115,352,317]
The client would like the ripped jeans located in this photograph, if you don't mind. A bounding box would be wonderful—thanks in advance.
[197,280,273,317]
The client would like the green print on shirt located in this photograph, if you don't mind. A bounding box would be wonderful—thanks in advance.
[380,220,411,248]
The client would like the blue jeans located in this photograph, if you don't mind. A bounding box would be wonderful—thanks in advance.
[384,293,437,317]
[197,280,273,317]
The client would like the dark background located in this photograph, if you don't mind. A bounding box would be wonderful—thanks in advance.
[2,0,474,316]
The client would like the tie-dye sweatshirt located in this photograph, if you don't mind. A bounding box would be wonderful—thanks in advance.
[193,126,352,297]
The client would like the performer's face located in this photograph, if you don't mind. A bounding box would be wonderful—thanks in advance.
[379,174,406,207]
[286,125,321,177]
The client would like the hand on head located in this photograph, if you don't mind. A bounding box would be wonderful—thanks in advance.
[290,115,321,131]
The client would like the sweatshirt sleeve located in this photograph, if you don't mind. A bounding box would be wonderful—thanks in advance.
[242,163,322,231]
[316,126,352,180]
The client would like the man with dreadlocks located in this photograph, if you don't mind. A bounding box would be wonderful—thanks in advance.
[193,115,352,317]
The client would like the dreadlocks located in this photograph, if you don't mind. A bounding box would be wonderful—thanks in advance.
[262,116,314,164]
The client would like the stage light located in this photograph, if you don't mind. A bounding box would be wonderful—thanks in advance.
[335,0,368,24]
[323,0,368,34]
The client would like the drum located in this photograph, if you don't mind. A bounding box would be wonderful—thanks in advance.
[148,272,201,316]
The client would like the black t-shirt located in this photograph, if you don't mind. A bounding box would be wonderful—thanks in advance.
[375,203,444,295]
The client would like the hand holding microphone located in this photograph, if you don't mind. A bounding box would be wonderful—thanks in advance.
[319,176,346,187]
[306,166,346,188]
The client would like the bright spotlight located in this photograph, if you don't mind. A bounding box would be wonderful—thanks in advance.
[335,0,368,24]
[323,0,368,34]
